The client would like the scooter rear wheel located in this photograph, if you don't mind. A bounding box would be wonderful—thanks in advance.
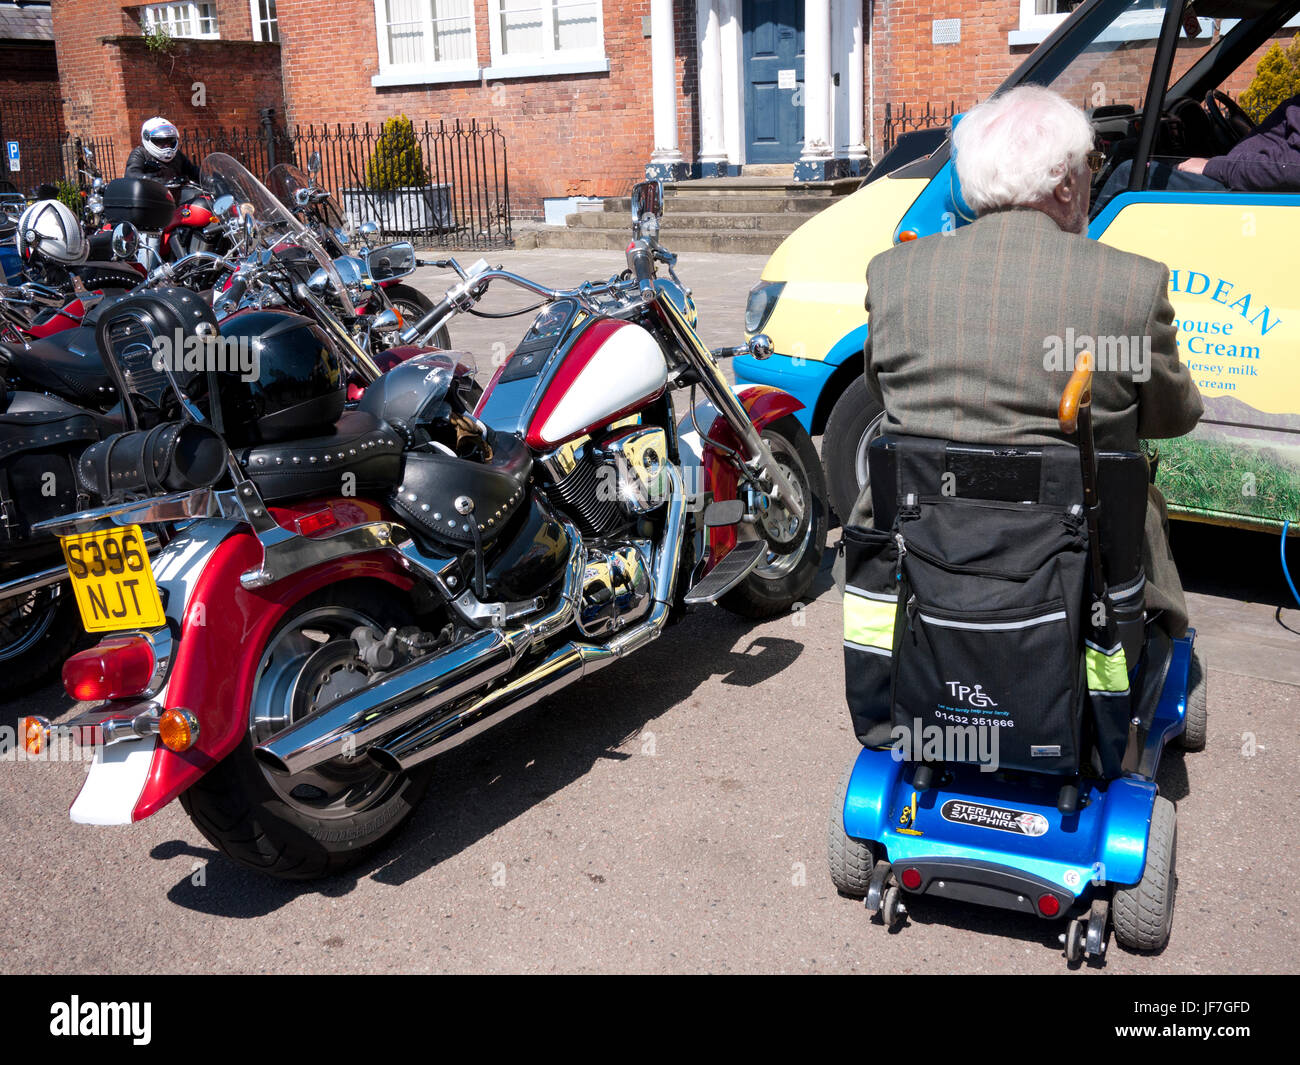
[1112,795,1177,952]
[827,761,877,897]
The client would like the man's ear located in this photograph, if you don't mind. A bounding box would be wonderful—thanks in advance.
[1053,171,1076,206]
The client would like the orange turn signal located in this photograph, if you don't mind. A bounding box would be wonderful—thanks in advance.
[898,229,919,242]
[158,708,199,752]
[21,716,51,756]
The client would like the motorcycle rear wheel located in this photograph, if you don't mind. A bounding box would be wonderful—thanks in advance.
[1,583,81,696]
[180,584,432,879]
[720,415,828,618]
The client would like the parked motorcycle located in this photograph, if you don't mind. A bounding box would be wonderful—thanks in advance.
[28,179,826,878]
[265,153,452,350]
[1,154,462,696]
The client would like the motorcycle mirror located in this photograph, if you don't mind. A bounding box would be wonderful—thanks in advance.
[630,179,664,236]
[110,222,139,261]
[308,151,322,175]
[83,144,95,162]
[370,308,401,335]
[212,194,236,218]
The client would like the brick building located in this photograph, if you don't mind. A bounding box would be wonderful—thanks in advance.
[46,2,1300,218]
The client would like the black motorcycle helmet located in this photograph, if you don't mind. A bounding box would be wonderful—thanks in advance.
[212,309,345,446]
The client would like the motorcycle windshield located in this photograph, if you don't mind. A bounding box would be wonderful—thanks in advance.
[200,152,349,309]
[266,163,349,234]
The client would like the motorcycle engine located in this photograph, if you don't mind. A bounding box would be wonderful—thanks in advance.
[539,426,669,537]
[539,426,669,638]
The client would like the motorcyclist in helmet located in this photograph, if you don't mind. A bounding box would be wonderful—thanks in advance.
[124,117,201,185]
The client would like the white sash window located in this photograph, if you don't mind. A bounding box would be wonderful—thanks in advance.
[373,0,479,85]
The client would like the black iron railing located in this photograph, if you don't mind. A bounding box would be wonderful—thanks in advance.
[881,101,961,153]
[177,118,512,249]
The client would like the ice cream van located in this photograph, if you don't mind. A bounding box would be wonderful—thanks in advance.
[737,0,1300,537]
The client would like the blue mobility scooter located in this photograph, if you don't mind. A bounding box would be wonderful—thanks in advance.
[830,359,1207,963]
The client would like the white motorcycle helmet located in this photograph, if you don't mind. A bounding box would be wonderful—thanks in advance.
[141,116,180,163]
[16,199,87,265]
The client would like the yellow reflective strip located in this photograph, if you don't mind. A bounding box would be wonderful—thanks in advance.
[1086,645,1129,693]
[844,591,896,650]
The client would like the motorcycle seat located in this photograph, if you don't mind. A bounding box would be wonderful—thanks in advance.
[0,329,115,405]
[388,430,533,546]
[235,409,405,504]
[69,261,141,290]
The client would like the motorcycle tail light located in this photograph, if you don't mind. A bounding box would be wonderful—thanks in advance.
[158,708,199,752]
[62,637,156,702]
[295,508,338,537]
[21,716,51,756]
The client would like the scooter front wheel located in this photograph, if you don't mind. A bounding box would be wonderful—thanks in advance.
[180,583,432,879]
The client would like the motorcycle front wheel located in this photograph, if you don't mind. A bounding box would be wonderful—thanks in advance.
[180,583,432,879]
[720,414,828,619]
[384,283,452,350]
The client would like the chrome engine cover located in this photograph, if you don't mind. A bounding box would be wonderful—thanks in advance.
[577,541,653,637]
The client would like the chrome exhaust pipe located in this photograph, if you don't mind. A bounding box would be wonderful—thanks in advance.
[253,519,588,777]
[370,467,686,773]
[0,561,68,604]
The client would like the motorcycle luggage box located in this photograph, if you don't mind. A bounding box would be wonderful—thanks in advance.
[102,177,175,231]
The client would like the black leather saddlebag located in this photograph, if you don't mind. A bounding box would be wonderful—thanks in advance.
[234,410,404,503]
[389,431,532,547]
[0,401,103,546]
[77,420,227,503]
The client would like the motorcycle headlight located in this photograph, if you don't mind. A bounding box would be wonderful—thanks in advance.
[744,279,785,334]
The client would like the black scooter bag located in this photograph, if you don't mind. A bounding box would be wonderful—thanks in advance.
[846,438,1092,775]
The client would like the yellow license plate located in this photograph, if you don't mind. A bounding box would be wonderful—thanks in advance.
[59,525,165,634]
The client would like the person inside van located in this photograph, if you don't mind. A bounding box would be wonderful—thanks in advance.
[1094,91,1300,210]
[859,85,1203,635]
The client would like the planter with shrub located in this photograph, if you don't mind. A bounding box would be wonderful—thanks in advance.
[341,115,453,236]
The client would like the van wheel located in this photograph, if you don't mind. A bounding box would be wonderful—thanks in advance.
[823,376,883,524]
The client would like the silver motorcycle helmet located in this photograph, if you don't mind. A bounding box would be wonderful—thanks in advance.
[141,116,180,163]
[16,199,88,265]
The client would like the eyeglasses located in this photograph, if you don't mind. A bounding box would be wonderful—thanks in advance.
[1086,149,1106,174]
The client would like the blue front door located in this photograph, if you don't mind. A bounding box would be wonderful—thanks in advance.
[743,0,804,164]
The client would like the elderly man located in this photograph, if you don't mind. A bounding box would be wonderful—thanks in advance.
[858,85,1203,635]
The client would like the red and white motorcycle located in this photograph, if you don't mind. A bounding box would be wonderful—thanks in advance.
[29,180,826,878]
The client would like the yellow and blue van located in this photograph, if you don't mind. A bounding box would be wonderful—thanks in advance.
[737,0,1300,535]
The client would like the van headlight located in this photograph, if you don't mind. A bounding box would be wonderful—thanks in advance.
[744,280,785,334]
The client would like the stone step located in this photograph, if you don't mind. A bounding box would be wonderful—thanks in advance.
[566,209,820,232]
[532,226,790,255]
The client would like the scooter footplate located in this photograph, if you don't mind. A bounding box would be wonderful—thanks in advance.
[684,539,767,604]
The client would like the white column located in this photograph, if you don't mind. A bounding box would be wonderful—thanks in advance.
[800,0,834,168]
[844,0,867,168]
[697,0,728,172]
[719,0,744,168]
[650,0,683,169]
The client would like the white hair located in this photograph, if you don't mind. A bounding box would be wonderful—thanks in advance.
[953,86,1094,215]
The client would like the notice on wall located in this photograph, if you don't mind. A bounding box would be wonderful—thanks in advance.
[778,69,796,90]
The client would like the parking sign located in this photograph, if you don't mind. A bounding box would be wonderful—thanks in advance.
[6,141,18,172]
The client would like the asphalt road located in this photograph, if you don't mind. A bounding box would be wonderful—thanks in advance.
[2,249,1297,974]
